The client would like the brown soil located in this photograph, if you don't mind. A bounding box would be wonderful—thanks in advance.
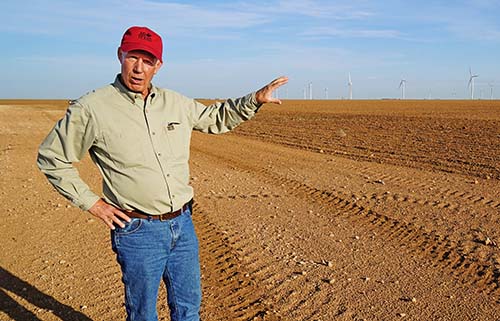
[1,99,499,321]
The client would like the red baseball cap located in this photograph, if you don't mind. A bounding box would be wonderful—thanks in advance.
[120,26,163,62]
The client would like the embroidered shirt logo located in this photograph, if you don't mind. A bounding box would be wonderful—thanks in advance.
[167,122,180,131]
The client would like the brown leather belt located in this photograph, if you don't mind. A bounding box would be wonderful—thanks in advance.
[126,199,192,221]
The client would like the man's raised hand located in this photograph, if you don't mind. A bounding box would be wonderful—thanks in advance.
[255,76,289,105]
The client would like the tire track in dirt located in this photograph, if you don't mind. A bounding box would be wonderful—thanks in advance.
[193,145,500,304]
[266,143,498,214]
[351,167,500,211]
[285,146,498,215]
[208,166,500,213]
[192,203,281,321]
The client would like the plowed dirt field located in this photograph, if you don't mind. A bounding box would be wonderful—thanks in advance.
[1,99,499,320]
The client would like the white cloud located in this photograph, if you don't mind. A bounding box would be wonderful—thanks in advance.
[273,0,374,19]
[300,26,402,39]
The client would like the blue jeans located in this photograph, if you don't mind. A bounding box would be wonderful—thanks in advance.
[111,206,201,321]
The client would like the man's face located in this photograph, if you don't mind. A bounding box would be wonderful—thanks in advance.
[118,49,162,98]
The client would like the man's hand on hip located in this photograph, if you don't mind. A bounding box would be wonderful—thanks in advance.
[88,199,131,230]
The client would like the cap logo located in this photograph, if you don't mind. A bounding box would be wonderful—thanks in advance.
[138,32,153,42]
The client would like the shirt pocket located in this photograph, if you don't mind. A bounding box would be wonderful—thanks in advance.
[102,129,147,169]
[162,119,190,161]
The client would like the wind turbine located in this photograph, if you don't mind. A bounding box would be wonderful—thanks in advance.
[309,82,313,100]
[348,73,353,100]
[489,83,494,100]
[325,87,329,99]
[468,67,478,100]
[399,78,406,99]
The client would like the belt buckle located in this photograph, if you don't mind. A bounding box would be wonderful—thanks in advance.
[159,213,168,221]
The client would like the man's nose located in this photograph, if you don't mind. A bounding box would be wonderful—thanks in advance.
[133,59,145,73]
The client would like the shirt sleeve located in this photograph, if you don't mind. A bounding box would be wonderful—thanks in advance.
[190,92,262,133]
[37,102,100,211]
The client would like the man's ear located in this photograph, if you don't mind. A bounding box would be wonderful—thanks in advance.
[154,60,163,74]
[117,48,123,64]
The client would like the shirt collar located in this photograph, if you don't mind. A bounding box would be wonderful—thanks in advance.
[113,74,158,103]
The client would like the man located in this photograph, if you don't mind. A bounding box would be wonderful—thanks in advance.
[37,25,287,321]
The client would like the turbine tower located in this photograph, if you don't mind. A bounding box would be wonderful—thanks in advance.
[348,73,353,100]
[468,67,479,100]
[309,82,313,100]
[399,78,406,99]
[325,87,329,99]
[489,83,494,100]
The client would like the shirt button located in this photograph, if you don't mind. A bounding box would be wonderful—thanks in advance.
[166,174,170,177]
[172,195,176,198]
[152,132,156,135]
[157,153,161,156]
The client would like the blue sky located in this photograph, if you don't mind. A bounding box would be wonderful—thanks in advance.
[1,0,499,99]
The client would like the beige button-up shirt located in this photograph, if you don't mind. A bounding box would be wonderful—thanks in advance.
[37,75,261,214]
